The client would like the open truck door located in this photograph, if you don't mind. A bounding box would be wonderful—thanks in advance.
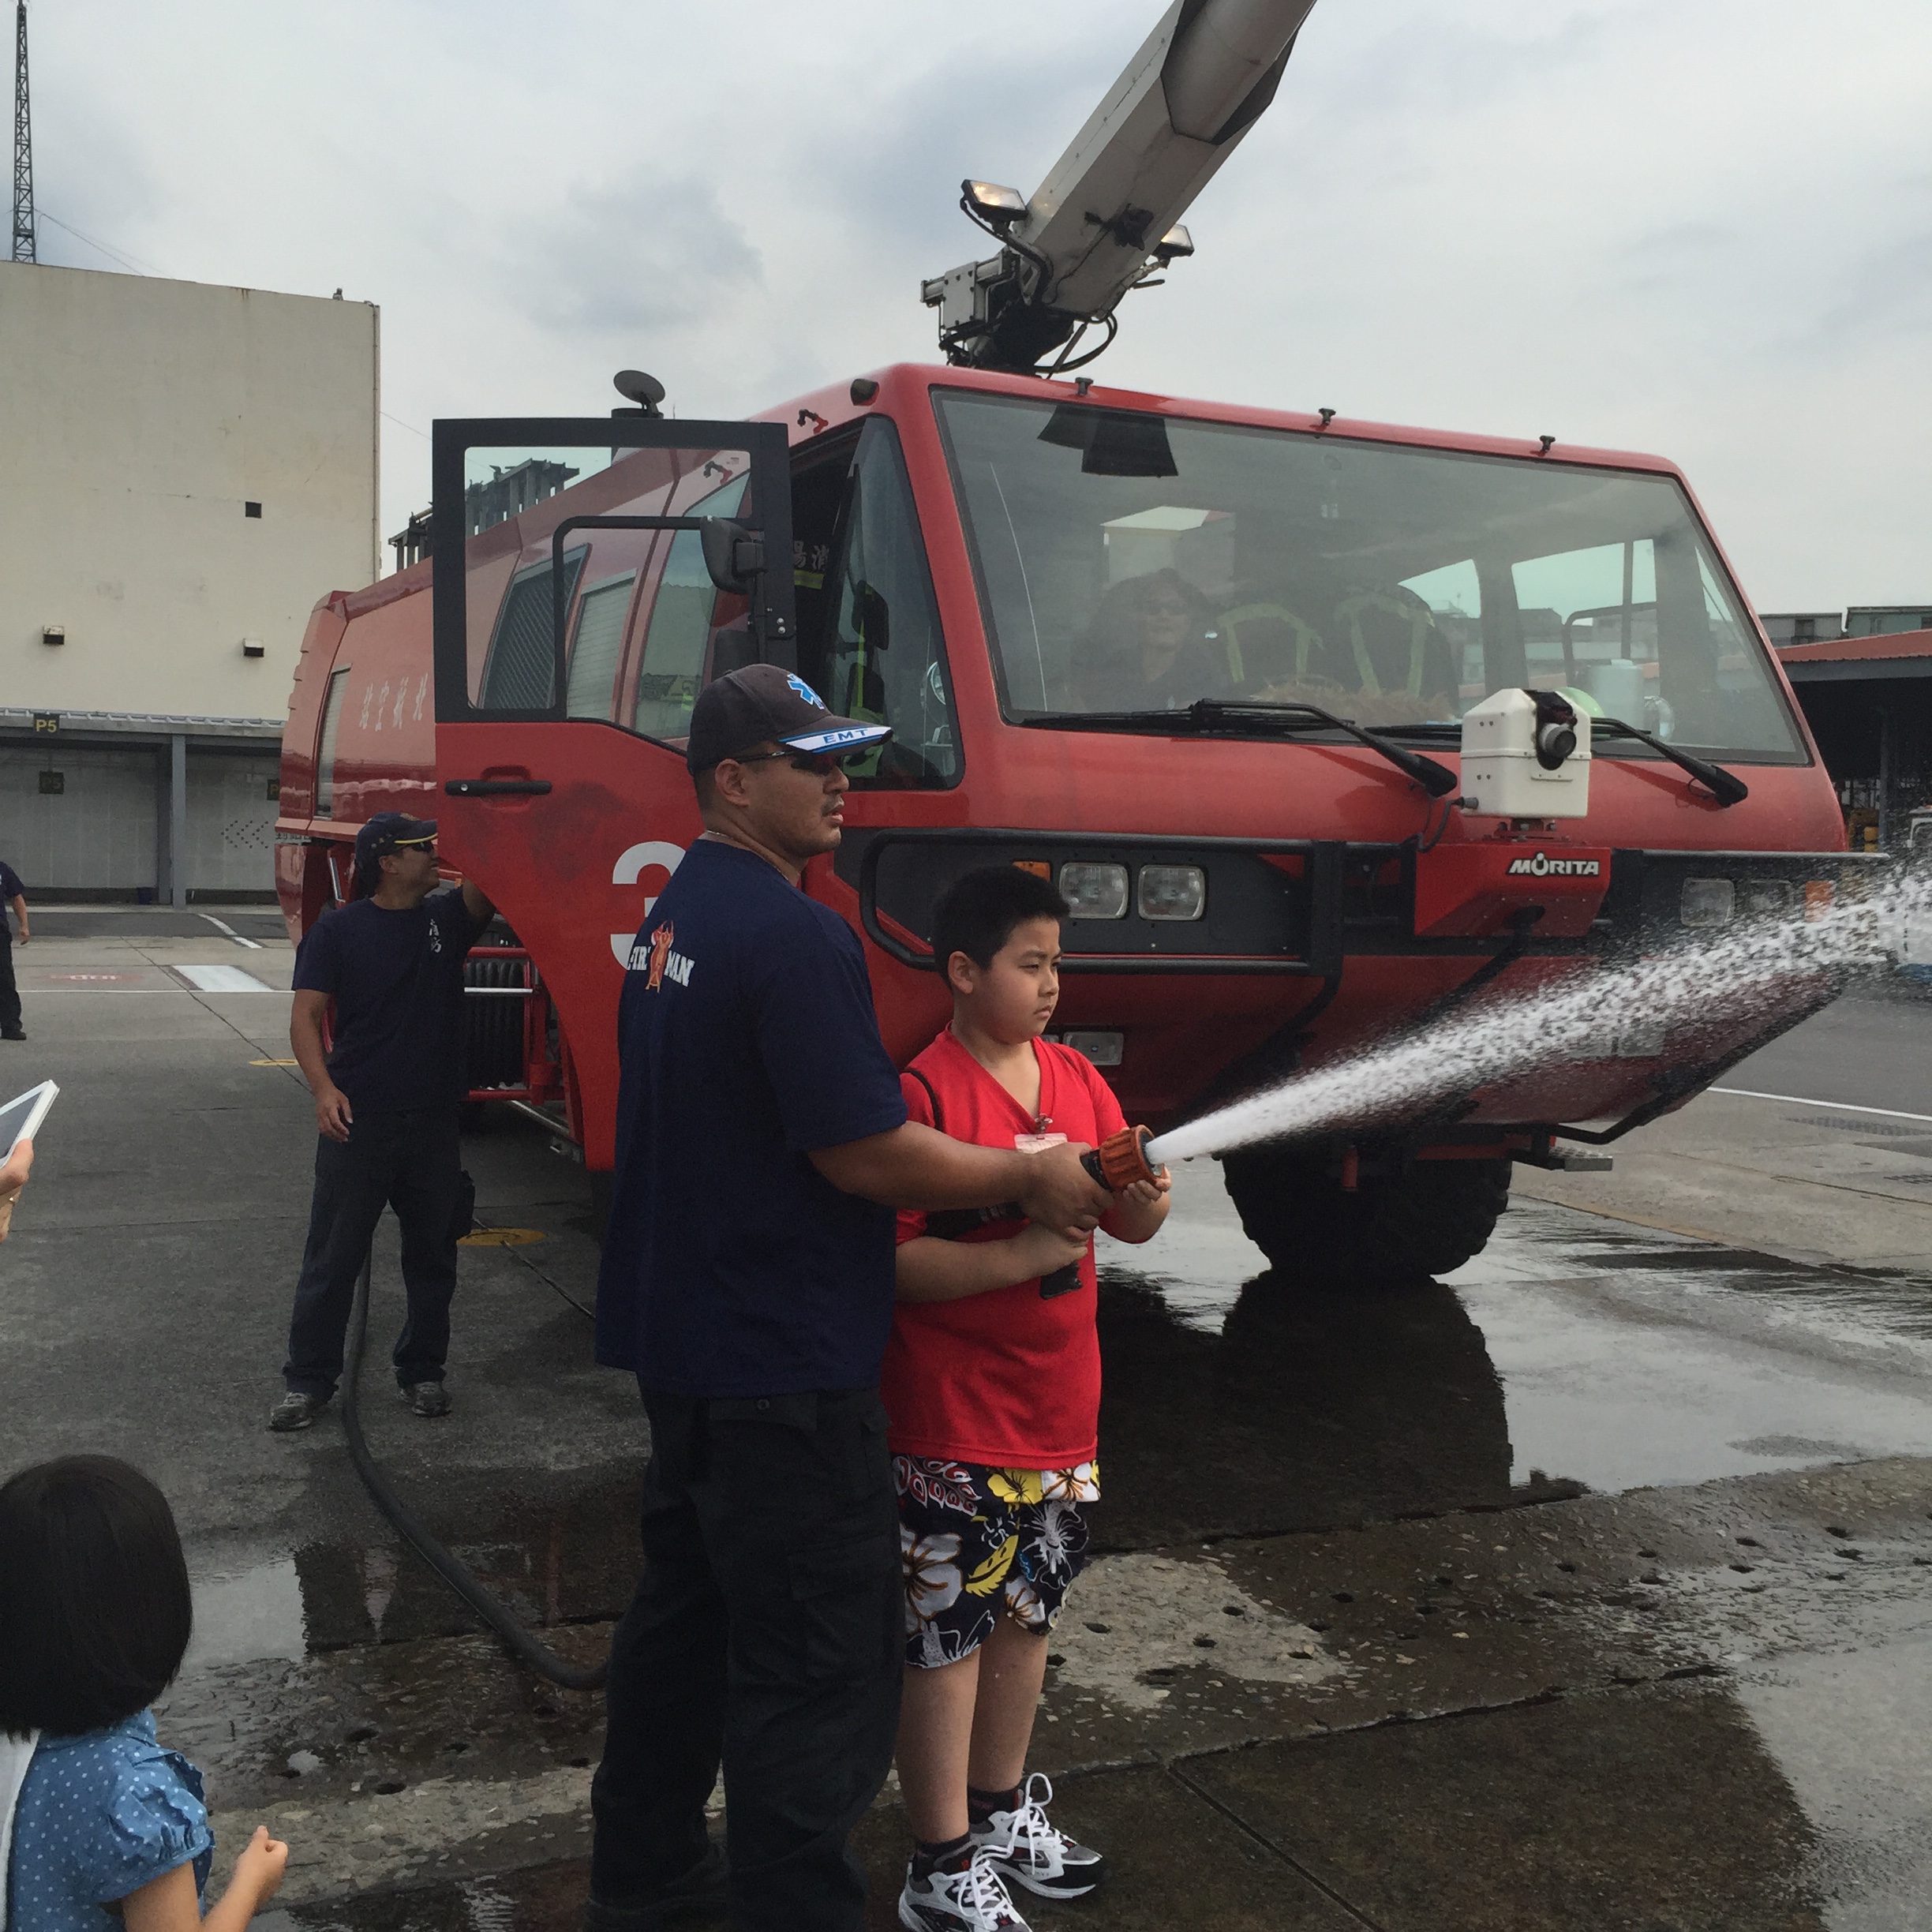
[431,413,797,1168]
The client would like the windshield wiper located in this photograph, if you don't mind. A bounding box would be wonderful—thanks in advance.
[1020,699,1459,798]
[1591,717,1748,807]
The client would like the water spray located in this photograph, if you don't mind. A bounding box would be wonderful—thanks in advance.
[1137,872,1927,1169]
[1076,876,1927,1191]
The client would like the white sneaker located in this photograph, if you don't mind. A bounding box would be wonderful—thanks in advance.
[897,1847,1033,1931]
[971,1773,1107,1900]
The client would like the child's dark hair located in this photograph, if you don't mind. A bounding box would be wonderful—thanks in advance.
[930,866,1069,975]
[0,1456,193,1739]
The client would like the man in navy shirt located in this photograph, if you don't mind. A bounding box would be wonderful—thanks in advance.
[0,856,29,1042]
[269,814,492,1432]
[588,666,1111,1932]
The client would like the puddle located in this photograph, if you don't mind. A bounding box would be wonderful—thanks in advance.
[278,1863,588,1930]
[179,1481,643,1668]
[185,1189,1932,1678]
[188,1559,307,1668]
[1735,1638,1932,1930]
[1100,1186,1932,1521]
[1451,1271,1932,1494]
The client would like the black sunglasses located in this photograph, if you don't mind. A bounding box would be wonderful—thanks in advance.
[730,748,858,777]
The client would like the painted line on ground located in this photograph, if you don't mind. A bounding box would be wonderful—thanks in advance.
[197,912,264,949]
[1708,1087,1932,1125]
[171,964,275,994]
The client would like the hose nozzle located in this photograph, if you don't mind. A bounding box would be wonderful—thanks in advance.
[1081,1125,1158,1191]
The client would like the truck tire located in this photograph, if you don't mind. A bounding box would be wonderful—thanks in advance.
[463,953,527,1092]
[1220,1148,1511,1283]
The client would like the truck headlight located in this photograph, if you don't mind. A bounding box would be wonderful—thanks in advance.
[1060,863,1129,919]
[1137,864,1207,921]
[1740,880,1795,919]
[1680,878,1735,927]
[1059,1029,1124,1067]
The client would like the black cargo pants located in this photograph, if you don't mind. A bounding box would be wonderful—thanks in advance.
[590,1384,902,1930]
[282,1105,465,1398]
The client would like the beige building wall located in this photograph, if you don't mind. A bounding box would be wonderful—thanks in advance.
[0,262,378,721]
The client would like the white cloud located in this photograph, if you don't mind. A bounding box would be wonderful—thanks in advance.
[20,0,1932,605]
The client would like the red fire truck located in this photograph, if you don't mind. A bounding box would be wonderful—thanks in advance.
[276,0,1872,1279]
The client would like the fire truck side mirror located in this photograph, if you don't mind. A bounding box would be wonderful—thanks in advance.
[701,519,765,595]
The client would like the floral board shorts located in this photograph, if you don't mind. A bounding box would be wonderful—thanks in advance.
[894,1455,1101,1669]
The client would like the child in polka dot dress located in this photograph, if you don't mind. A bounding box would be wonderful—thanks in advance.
[0,1458,290,1930]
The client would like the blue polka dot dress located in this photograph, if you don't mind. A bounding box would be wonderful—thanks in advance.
[5,1712,213,1928]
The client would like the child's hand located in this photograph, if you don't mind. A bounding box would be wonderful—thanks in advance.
[1122,1166,1171,1206]
[234,1827,290,1906]
[1015,1222,1090,1275]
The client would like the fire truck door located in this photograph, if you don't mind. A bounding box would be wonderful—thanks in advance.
[428,416,798,1165]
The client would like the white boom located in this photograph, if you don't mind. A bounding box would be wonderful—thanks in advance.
[922,0,1318,373]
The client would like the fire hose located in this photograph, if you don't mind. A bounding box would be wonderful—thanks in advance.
[336,1128,1157,1693]
[342,1243,611,1691]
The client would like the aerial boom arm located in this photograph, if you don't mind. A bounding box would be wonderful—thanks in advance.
[923,0,1317,373]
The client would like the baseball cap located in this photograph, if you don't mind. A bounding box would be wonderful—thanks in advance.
[354,812,437,878]
[684,665,892,774]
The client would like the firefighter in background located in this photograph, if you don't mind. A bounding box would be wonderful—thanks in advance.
[587,665,1111,1932]
[0,852,29,1042]
[1072,568,1228,711]
[268,814,493,1433]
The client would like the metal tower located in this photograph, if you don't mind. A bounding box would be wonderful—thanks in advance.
[11,1,32,263]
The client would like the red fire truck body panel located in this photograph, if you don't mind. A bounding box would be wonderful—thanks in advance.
[279,365,1851,1173]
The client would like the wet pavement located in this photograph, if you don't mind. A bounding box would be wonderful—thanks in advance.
[1,935,1929,1928]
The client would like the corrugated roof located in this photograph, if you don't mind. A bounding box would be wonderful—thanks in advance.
[1776,627,1932,665]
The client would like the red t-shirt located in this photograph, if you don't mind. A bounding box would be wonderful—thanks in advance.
[881,1029,1127,1466]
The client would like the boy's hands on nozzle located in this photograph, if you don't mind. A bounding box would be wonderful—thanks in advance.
[1014,1140,1111,1241]
[1012,1221,1091,1275]
[1121,1166,1172,1208]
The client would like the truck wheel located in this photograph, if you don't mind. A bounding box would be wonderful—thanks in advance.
[1221,1149,1512,1282]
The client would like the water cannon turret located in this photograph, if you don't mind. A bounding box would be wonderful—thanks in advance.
[923,0,1318,374]
[1459,689,1593,821]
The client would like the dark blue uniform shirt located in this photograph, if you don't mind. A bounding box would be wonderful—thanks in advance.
[0,861,23,935]
[595,838,908,1398]
[292,886,485,1115]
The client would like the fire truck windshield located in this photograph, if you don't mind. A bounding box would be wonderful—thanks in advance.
[934,391,1807,763]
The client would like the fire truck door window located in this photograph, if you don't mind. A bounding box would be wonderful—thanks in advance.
[633,474,747,742]
[480,547,587,711]
[807,417,958,788]
[315,667,350,819]
[567,574,636,721]
[934,389,1807,762]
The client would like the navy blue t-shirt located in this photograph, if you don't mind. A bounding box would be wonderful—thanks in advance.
[0,861,22,936]
[595,839,909,1398]
[292,886,485,1115]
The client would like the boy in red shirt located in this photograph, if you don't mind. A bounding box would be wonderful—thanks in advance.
[886,867,1170,1932]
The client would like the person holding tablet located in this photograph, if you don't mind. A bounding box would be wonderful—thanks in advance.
[0,1079,54,1244]
[0,1137,30,1242]
[269,814,492,1433]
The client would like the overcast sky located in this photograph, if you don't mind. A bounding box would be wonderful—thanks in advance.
[24,0,1932,611]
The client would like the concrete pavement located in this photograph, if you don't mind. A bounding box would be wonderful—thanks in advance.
[2,931,1929,1929]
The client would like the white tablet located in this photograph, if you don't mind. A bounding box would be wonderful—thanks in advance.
[0,1080,58,1164]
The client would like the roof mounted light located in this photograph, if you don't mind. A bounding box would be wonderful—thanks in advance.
[962,180,1028,227]
[1152,223,1194,264]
